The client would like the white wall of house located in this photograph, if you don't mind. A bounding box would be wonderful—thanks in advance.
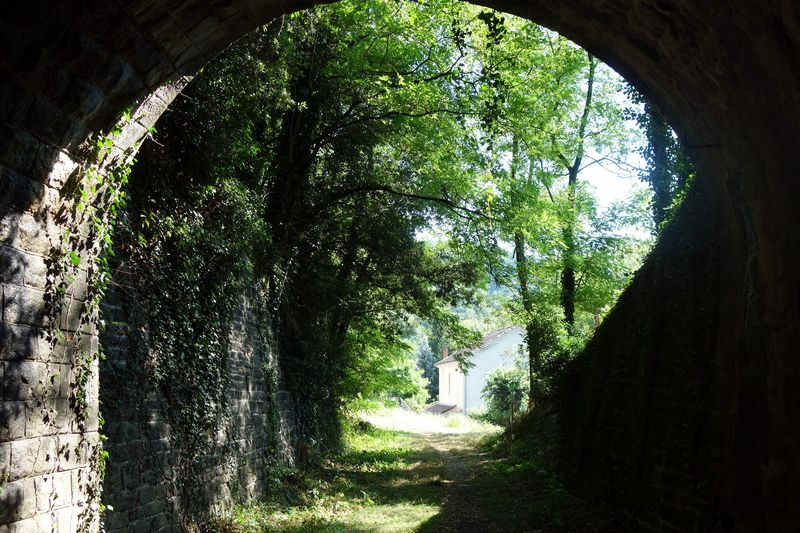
[435,326,525,413]
[437,360,465,410]
[464,328,524,412]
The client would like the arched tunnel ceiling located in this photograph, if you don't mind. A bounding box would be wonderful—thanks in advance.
[4,0,800,153]
[3,1,800,267]
[2,0,795,322]
[3,1,799,151]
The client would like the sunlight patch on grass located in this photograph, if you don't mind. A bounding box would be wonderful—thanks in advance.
[240,501,439,532]
[213,410,621,532]
[362,407,500,435]
[215,415,446,532]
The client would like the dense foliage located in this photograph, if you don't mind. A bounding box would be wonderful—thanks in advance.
[113,0,504,467]
[624,86,695,230]
[409,14,653,407]
[481,364,529,426]
[109,7,658,515]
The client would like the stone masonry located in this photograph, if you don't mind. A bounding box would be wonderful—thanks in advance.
[1,77,190,531]
[99,286,295,532]
[2,1,800,531]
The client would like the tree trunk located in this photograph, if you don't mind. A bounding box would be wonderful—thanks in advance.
[560,53,595,333]
[508,399,515,456]
[510,134,539,409]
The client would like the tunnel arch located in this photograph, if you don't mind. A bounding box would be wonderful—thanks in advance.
[1,1,798,531]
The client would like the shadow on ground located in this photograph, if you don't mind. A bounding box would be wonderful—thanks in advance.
[414,430,632,533]
[214,419,634,532]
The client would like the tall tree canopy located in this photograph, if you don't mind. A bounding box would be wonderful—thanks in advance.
[116,0,654,451]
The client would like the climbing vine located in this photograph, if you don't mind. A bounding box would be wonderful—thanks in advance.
[41,110,136,530]
[99,134,278,526]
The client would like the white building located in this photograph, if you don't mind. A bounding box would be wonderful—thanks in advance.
[434,326,525,413]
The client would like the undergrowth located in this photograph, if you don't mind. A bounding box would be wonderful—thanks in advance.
[206,410,629,532]
[207,419,444,532]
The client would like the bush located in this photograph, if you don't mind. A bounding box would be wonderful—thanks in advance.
[481,366,529,426]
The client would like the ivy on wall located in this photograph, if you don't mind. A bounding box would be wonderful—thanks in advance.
[99,126,280,525]
[39,111,135,530]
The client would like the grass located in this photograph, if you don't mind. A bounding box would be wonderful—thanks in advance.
[209,408,624,532]
[438,409,633,532]
[361,407,499,435]
[210,415,452,532]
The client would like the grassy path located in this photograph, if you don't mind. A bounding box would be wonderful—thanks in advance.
[416,431,614,532]
[421,432,494,532]
[216,410,619,532]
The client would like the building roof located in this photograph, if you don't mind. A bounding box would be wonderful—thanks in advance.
[433,325,524,367]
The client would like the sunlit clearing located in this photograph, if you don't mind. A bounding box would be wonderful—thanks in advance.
[362,406,501,435]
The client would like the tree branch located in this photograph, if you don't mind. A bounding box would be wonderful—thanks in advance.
[320,184,495,221]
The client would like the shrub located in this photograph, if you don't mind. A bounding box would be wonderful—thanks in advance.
[481,366,529,426]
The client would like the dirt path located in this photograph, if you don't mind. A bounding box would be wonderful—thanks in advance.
[414,432,502,532]
[217,410,612,532]
[412,428,612,533]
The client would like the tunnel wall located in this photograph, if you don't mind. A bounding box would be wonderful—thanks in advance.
[560,171,726,530]
[0,80,189,531]
[559,137,797,531]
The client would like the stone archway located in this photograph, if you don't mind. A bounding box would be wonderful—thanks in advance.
[1,1,798,531]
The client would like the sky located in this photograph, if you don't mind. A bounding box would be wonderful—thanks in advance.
[416,148,651,245]
[582,151,647,211]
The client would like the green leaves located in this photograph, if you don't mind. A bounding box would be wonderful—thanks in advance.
[482,364,528,423]
[68,250,81,267]
[115,0,655,470]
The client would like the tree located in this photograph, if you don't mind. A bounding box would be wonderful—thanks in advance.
[416,342,440,402]
[482,365,528,428]
[121,0,501,448]
[556,53,596,332]
[441,16,647,404]
[120,0,655,459]
[624,86,695,231]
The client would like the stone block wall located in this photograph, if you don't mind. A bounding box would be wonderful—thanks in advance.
[98,285,296,532]
[1,329,100,531]
[1,195,103,531]
[0,75,192,531]
[558,162,735,530]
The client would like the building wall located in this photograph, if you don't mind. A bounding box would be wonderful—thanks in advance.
[437,361,465,410]
[464,329,524,412]
[436,329,525,413]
